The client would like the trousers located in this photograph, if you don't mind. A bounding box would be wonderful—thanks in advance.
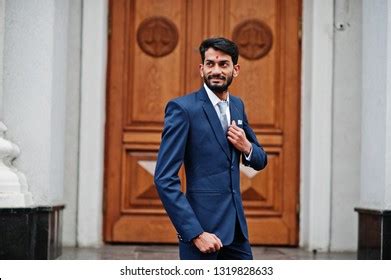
[179,218,253,260]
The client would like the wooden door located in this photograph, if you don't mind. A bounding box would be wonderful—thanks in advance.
[105,0,301,245]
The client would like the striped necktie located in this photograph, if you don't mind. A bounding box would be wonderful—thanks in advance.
[217,101,229,133]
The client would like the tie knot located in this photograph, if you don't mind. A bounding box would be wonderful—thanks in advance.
[217,101,228,114]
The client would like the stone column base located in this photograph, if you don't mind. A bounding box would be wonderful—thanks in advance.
[0,205,64,259]
[355,208,391,260]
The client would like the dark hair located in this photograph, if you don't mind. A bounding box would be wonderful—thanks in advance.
[199,37,239,65]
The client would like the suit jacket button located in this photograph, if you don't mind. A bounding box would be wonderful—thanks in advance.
[232,190,236,194]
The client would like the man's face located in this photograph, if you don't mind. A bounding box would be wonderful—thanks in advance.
[199,48,240,94]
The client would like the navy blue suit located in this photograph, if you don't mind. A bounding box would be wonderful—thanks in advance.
[154,87,267,259]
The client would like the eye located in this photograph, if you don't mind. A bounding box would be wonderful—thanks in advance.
[220,62,229,68]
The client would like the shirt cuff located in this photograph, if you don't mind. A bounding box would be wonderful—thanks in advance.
[244,145,253,161]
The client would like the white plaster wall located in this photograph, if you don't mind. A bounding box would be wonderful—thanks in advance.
[0,0,4,115]
[360,0,391,210]
[360,0,387,209]
[386,1,391,210]
[3,0,69,205]
[50,0,69,203]
[62,0,82,246]
[330,0,361,251]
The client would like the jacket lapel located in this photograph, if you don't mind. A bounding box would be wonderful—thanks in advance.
[199,89,231,160]
[229,100,241,129]
[229,99,242,161]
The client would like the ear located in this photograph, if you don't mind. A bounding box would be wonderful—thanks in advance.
[233,64,240,77]
[199,64,204,78]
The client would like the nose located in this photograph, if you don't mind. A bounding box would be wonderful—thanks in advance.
[211,64,222,75]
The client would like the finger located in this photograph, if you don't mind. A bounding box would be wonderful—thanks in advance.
[228,127,241,137]
[232,129,246,139]
[229,125,243,134]
[227,136,236,144]
[229,123,240,130]
[227,130,238,138]
[213,240,221,251]
[206,235,218,252]
[210,242,218,252]
[211,236,221,250]
[228,135,240,143]
[203,244,213,253]
[215,236,223,248]
[228,131,241,140]
[211,234,223,249]
[229,132,243,142]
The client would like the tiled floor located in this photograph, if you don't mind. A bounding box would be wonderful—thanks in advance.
[59,245,356,260]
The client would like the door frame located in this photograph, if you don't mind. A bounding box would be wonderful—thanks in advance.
[76,0,333,251]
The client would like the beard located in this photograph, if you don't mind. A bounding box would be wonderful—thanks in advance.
[203,73,234,94]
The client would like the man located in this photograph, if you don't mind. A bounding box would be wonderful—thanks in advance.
[154,37,267,260]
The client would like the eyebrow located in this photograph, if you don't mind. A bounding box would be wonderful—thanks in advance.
[205,59,230,63]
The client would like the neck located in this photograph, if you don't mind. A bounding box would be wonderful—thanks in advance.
[213,91,228,101]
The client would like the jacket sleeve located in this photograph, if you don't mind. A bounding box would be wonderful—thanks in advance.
[154,100,204,242]
[240,100,268,171]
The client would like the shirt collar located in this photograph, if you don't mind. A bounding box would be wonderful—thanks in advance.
[203,83,230,107]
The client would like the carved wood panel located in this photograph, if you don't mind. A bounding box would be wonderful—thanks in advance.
[241,148,282,215]
[122,148,185,214]
[126,0,187,128]
[122,151,161,211]
[229,0,280,130]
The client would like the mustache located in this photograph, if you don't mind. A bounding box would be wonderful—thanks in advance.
[207,75,226,80]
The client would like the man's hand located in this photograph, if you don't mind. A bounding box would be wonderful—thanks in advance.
[227,120,252,154]
[192,232,223,253]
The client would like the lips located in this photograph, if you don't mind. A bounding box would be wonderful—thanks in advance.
[208,76,226,82]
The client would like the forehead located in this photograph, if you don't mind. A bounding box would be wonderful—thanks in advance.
[204,48,232,62]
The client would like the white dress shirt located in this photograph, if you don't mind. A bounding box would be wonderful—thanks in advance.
[203,83,252,160]
[204,83,231,125]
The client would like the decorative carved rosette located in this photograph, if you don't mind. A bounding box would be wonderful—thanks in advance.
[232,19,273,60]
[137,17,179,57]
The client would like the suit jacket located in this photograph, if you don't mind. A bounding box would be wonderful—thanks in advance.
[154,87,267,245]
